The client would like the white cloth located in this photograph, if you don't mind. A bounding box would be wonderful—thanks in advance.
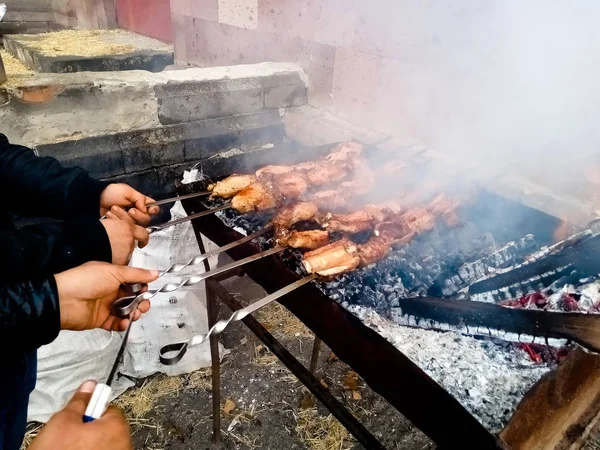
[0,4,6,22]
[28,202,225,422]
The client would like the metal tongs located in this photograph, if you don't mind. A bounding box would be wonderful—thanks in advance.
[159,275,317,365]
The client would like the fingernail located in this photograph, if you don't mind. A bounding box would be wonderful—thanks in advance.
[129,209,136,215]
[150,270,159,277]
[106,212,113,218]
[112,206,119,212]
[78,380,97,394]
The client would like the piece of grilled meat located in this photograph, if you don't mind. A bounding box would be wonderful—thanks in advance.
[277,230,330,250]
[302,238,361,277]
[231,181,283,213]
[256,165,294,178]
[208,174,257,199]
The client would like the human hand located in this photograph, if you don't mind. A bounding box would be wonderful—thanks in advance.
[100,183,159,226]
[101,218,149,265]
[55,262,158,332]
[29,381,133,450]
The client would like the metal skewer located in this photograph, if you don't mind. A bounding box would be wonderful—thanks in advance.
[159,275,318,365]
[111,246,285,317]
[101,190,212,219]
[147,204,232,234]
[157,227,272,278]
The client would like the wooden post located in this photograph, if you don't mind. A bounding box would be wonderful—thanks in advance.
[500,348,600,449]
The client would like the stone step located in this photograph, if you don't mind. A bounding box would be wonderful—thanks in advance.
[3,31,174,73]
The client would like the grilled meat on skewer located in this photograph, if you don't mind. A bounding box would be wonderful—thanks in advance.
[302,239,361,277]
[273,202,320,231]
[231,181,283,213]
[256,165,294,177]
[208,174,256,199]
[277,230,330,250]
[269,172,309,199]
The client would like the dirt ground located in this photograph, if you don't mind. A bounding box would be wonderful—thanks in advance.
[114,275,433,450]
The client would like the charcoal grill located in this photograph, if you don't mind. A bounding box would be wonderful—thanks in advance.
[172,141,600,450]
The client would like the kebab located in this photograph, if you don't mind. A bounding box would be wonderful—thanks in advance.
[157,194,461,364]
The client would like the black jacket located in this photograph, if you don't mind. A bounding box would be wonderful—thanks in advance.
[0,133,112,352]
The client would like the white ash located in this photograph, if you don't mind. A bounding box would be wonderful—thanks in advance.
[346,305,549,433]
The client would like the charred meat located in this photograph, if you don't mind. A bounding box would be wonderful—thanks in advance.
[208,174,256,199]
[231,181,283,213]
[277,230,330,250]
[302,239,361,277]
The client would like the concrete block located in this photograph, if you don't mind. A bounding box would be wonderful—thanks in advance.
[264,83,306,108]
[103,169,161,197]
[156,78,264,124]
[184,133,240,161]
[121,137,185,174]
[240,124,284,151]
[36,134,125,179]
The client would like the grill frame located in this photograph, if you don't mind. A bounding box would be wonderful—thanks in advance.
[177,187,504,449]
[173,140,600,449]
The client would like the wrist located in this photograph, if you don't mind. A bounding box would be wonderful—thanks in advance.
[54,272,75,330]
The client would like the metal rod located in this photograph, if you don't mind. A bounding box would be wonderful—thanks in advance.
[157,228,271,278]
[147,204,232,234]
[106,315,133,387]
[309,337,322,375]
[195,236,222,445]
[205,278,387,450]
[159,276,318,365]
[147,191,211,208]
[112,246,284,318]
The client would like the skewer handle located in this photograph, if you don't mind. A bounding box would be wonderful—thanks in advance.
[159,275,317,365]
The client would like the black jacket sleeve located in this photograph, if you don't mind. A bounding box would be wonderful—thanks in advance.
[0,133,107,220]
[0,276,61,352]
[0,217,112,280]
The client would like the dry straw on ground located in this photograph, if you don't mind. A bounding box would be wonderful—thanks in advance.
[113,374,183,419]
[296,408,352,450]
[0,49,33,75]
[255,302,313,338]
[24,29,137,57]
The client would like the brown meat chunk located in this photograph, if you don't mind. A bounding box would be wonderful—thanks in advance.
[319,210,375,234]
[231,181,282,213]
[302,238,360,276]
[277,230,329,250]
[272,172,308,199]
[256,165,294,178]
[304,162,349,186]
[402,208,436,233]
[208,174,256,199]
[310,189,351,211]
[358,237,394,266]
[272,202,319,230]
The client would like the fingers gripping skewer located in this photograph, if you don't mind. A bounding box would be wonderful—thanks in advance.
[159,275,318,365]
[111,246,285,317]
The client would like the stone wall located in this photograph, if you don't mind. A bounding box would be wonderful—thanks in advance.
[169,0,600,223]
[115,0,172,42]
[53,0,117,29]
[0,62,307,196]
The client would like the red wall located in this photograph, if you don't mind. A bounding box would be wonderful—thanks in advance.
[116,0,172,43]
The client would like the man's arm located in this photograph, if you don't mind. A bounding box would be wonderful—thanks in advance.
[0,263,157,353]
[0,276,60,352]
[0,218,113,280]
[0,134,106,219]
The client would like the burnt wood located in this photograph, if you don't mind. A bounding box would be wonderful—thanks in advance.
[397,297,600,353]
[179,196,506,449]
[501,348,600,449]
